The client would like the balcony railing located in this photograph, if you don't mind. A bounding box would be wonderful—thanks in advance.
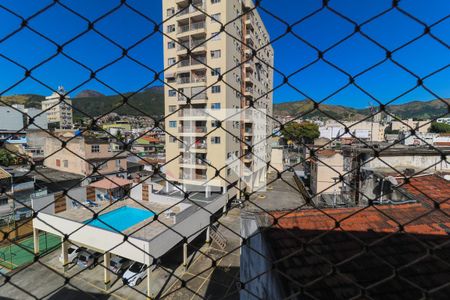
[191,39,206,48]
[178,77,191,84]
[179,157,207,165]
[177,2,205,16]
[179,60,190,67]
[192,76,206,83]
[178,126,207,133]
[178,109,206,117]
[181,173,207,180]
[178,57,206,68]
[178,21,205,34]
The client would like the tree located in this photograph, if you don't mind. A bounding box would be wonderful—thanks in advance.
[281,122,320,144]
[429,122,450,133]
[0,149,14,166]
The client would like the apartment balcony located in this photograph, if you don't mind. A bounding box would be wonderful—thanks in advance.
[177,21,206,36]
[244,87,254,96]
[176,75,206,85]
[177,88,207,102]
[180,170,207,181]
[178,108,207,118]
[178,126,207,135]
[244,72,254,83]
[179,157,207,168]
[244,61,255,71]
[176,56,207,71]
[179,141,207,152]
[177,2,205,20]
[177,38,206,54]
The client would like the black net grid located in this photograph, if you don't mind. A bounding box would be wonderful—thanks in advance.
[0,0,449,299]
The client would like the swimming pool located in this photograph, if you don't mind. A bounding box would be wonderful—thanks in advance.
[84,206,155,232]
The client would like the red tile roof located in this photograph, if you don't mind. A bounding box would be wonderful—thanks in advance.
[253,174,450,299]
[89,177,132,190]
[396,175,450,206]
[141,136,160,143]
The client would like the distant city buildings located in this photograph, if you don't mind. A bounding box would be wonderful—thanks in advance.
[41,86,73,129]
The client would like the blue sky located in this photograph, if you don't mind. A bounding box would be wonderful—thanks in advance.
[0,0,448,108]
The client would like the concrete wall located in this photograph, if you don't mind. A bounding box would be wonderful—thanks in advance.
[130,182,143,201]
[240,214,283,300]
[364,155,450,171]
[31,194,55,214]
[0,106,23,131]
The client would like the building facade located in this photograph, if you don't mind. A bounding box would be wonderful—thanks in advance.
[43,135,127,177]
[162,0,273,195]
[41,86,73,129]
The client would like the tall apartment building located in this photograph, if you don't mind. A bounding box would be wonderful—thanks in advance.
[163,0,274,195]
[41,86,73,129]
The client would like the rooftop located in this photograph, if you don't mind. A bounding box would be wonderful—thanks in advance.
[256,198,450,299]
[251,171,450,299]
[57,198,178,241]
[89,177,132,190]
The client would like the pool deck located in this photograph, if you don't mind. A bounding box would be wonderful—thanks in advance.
[55,198,180,241]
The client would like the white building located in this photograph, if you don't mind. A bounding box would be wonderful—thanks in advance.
[319,121,386,142]
[0,106,24,131]
[0,105,48,133]
[41,86,73,129]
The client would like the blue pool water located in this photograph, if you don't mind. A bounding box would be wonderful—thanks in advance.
[84,206,155,232]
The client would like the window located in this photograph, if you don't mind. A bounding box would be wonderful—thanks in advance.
[167,24,175,33]
[211,32,221,41]
[211,120,220,128]
[168,58,176,66]
[211,68,221,76]
[169,105,177,112]
[168,89,176,97]
[115,159,121,168]
[170,136,177,143]
[169,121,177,128]
[56,159,61,167]
[91,145,100,153]
[167,41,175,49]
[227,168,231,176]
[212,85,221,93]
[211,137,221,144]
[211,13,221,22]
[63,160,68,168]
[211,0,220,3]
[0,198,8,207]
[166,8,175,17]
[211,103,221,109]
[211,50,221,59]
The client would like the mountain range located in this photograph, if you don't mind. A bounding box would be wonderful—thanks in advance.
[0,87,448,121]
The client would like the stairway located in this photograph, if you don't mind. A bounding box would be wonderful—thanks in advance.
[210,225,227,250]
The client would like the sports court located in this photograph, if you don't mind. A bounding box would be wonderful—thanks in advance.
[0,232,60,270]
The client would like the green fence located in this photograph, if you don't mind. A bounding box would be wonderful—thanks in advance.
[0,232,61,270]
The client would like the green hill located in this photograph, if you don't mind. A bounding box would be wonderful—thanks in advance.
[72,88,164,118]
[274,98,450,120]
[0,88,164,119]
[1,89,448,121]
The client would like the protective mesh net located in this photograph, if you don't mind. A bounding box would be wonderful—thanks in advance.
[0,0,449,299]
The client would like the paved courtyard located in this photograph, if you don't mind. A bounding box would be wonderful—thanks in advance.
[0,208,241,300]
